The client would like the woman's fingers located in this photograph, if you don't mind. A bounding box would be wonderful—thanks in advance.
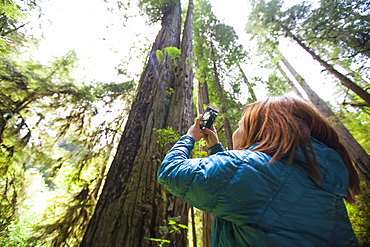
[195,114,202,127]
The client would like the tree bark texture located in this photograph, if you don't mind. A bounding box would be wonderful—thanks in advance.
[165,0,195,245]
[278,51,370,186]
[80,3,186,247]
[167,0,194,135]
[202,211,214,247]
[291,34,370,106]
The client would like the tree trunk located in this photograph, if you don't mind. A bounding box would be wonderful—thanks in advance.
[334,60,369,87]
[202,211,214,247]
[196,75,214,247]
[210,41,233,150]
[197,77,210,115]
[236,62,257,102]
[190,207,197,247]
[80,2,183,247]
[195,35,215,247]
[276,63,304,98]
[277,50,370,186]
[291,34,370,106]
[196,50,210,115]
[266,50,304,98]
[167,0,194,135]
[165,0,194,245]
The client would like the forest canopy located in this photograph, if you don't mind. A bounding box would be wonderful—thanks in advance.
[1,0,369,246]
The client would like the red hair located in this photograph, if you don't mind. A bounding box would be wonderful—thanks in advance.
[238,96,360,203]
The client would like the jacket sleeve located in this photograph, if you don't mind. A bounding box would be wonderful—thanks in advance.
[157,135,241,213]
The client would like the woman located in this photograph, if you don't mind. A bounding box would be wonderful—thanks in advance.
[158,96,361,246]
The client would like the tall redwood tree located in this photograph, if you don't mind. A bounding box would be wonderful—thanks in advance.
[81,1,194,246]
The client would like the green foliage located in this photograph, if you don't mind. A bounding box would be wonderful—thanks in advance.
[0,2,135,245]
[147,237,170,247]
[193,0,251,122]
[156,49,164,62]
[154,127,180,149]
[246,0,284,38]
[338,104,370,153]
[159,216,187,238]
[165,86,174,100]
[0,172,23,245]
[0,1,26,20]
[346,183,370,246]
[0,168,51,246]
[156,46,181,66]
[193,140,208,158]
[1,0,367,246]
[302,0,370,60]
[164,47,181,60]
[266,74,291,96]
[193,0,251,151]
[247,0,370,81]
[0,0,36,54]
[138,0,180,22]
[247,3,370,246]
[147,216,188,246]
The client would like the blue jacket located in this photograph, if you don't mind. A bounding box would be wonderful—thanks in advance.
[158,135,360,247]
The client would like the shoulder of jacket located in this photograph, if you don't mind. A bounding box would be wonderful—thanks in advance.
[223,149,272,164]
[205,149,274,175]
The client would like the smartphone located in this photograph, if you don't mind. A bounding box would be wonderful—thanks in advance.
[200,104,221,129]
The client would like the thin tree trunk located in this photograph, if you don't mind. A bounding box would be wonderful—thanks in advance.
[196,37,214,247]
[291,34,370,106]
[197,40,237,247]
[334,60,369,87]
[197,77,210,115]
[210,41,233,150]
[236,62,257,102]
[197,77,214,247]
[276,63,304,98]
[266,51,304,98]
[196,50,210,115]
[189,207,197,247]
[196,57,214,247]
[80,2,183,247]
[202,211,214,247]
[277,50,370,186]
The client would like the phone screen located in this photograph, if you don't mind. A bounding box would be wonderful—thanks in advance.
[200,104,220,129]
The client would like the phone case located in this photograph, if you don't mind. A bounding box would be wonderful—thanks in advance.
[200,104,220,129]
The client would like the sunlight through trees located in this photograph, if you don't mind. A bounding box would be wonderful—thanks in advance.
[1,0,369,246]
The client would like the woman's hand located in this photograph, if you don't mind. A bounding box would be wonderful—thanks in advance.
[187,115,219,147]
